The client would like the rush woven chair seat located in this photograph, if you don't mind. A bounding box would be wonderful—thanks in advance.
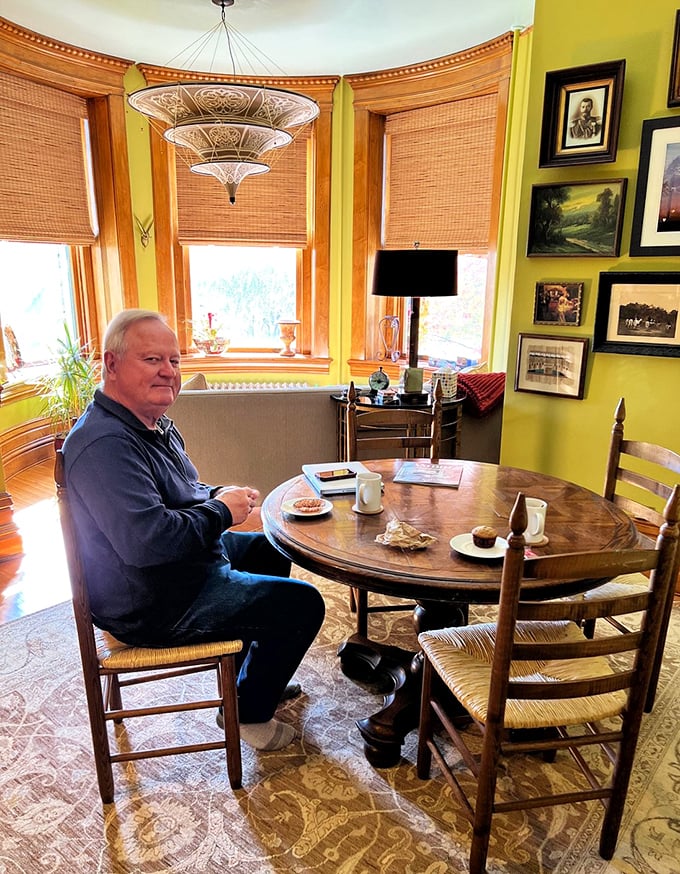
[417,487,679,874]
[345,378,444,636]
[576,396,680,712]
[55,449,243,803]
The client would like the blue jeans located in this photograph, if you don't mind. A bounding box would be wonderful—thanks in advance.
[166,531,325,723]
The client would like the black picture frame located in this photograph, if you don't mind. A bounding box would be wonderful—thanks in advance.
[668,10,680,107]
[527,179,627,257]
[629,116,680,256]
[539,60,625,167]
[533,281,584,326]
[593,272,680,357]
[515,334,589,399]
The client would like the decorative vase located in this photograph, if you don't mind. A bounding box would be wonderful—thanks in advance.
[278,319,300,357]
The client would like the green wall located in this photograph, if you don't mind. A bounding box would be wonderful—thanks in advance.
[501,0,680,493]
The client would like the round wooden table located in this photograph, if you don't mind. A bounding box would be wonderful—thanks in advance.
[262,458,641,765]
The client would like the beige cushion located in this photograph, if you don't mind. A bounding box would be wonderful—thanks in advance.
[419,621,626,730]
[181,372,208,391]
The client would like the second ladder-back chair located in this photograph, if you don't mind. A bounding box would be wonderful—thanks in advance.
[582,396,680,712]
[345,379,444,636]
[417,488,679,874]
[55,450,243,803]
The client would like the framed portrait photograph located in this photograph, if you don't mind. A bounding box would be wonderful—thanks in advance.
[527,179,627,257]
[539,60,625,167]
[515,334,589,399]
[533,281,584,326]
[593,272,680,357]
[668,10,680,107]
[629,116,680,256]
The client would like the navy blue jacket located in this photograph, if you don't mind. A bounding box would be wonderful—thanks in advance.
[63,390,233,640]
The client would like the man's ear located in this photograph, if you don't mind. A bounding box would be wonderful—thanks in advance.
[103,350,117,375]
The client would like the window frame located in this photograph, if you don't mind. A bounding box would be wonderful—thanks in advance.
[0,19,138,399]
[345,33,513,380]
[139,64,338,374]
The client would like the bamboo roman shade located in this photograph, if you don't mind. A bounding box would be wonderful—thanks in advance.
[384,93,498,251]
[176,127,311,246]
[0,71,96,244]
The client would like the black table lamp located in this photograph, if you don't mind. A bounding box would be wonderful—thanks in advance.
[372,247,457,394]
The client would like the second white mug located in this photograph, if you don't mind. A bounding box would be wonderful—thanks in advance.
[525,497,548,544]
[355,471,383,514]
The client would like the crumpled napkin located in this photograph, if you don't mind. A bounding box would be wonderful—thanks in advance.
[376,520,436,550]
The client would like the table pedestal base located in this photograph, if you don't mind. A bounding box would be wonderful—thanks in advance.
[337,598,469,767]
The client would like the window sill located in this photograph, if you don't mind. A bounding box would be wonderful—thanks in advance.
[182,352,331,376]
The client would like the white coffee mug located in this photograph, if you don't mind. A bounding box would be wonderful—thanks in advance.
[524,497,548,544]
[355,471,383,514]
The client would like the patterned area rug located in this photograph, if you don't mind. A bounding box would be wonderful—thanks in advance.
[1,572,680,873]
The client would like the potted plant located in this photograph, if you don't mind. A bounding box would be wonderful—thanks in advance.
[193,312,230,355]
[37,324,100,440]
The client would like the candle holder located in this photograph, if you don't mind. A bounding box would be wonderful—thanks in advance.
[278,319,300,357]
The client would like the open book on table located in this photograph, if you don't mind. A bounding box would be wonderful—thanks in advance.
[301,461,371,495]
[393,461,464,488]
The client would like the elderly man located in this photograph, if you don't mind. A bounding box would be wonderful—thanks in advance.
[63,309,325,751]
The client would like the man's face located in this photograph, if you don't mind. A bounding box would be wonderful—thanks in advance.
[103,319,181,427]
[580,99,592,117]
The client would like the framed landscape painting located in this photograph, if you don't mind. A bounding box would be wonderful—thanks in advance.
[527,179,627,257]
[593,272,680,357]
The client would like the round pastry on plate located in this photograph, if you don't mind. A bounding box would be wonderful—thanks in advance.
[292,498,325,513]
[471,524,498,549]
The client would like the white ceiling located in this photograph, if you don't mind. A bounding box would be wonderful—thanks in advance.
[0,0,534,77]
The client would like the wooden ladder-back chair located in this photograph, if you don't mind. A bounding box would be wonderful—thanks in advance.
[581,396,680,712]
[55,450,243,803]
[417,487,680,874]
[345,379,444,636]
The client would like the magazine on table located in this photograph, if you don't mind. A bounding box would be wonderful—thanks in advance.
[393,461,464,488]
[301,461,371,495]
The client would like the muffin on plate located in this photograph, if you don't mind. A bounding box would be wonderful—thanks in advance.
[471,524,498,549]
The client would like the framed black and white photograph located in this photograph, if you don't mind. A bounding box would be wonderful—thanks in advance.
[539,60,626,167]
[593,272,680,357]
[533,281,584,326]
[515,333,589,399]
[527,179,627,257]
[629,116,680,256]
[668,9,680,107]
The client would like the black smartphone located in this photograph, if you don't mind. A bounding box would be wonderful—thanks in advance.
[315,468,356,482]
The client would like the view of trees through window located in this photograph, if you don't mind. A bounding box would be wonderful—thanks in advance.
[419,253,487,364]
[188,246,298,349]
[0,240,77,377]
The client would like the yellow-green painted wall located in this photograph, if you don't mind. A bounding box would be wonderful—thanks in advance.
[500,0,680,493]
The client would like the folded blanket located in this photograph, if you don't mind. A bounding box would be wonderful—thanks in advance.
[458,372,505,417]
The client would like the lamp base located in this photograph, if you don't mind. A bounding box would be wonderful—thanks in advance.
[397,392,430,406]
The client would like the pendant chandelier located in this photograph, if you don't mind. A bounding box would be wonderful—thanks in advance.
[127,0,319,204]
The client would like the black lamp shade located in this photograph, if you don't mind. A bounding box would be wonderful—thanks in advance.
[372,249,458,298]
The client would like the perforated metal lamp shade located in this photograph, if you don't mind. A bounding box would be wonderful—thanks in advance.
[372,249,458,369]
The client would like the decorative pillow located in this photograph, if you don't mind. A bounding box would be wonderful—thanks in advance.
[181,372,208,391]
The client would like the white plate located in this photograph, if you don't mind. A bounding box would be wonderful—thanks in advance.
[282,498,333,518]
[450,533,508,560]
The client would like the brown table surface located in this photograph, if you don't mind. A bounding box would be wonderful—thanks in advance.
[261,458,643,766]
[261,458,642,605]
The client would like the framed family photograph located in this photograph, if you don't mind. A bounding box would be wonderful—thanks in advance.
[629,116,680,256]
[668,10,680,107]
[593,272,680,357]
[539,60,626,167]
[533,281,584,326]
[515,334,589,400]
[527,179,627,257]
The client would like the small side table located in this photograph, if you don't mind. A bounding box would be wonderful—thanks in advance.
[331,391,465,462]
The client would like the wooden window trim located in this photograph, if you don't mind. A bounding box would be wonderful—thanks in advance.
[0,18,138,356]
[139,64,338,369]
[345,33,513,374]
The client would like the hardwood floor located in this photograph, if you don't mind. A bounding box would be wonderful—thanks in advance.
[0,458,69,624]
